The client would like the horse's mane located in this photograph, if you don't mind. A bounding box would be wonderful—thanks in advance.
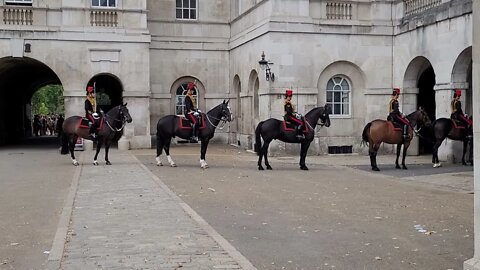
[305,106,324,118]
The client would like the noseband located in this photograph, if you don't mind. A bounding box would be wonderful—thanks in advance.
[105,107,128,132]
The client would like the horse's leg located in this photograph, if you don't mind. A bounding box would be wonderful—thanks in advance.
[470,139,474,166]
[69,136,79,166]
[200,139,210,169]
[155,135,164,166]
[163,137,176,167]
[369,143,380,171]
[432,139,443,167]
[263,140,272,170]
[104,140,111,165]
[93,140,103,166]
[257,139,264,171]
[401,142,409,170]
[299,141,311,170]
[462,140,468,165]
[395,143,402,169]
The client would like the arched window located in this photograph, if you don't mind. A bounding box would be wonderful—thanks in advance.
[326,76,351,116]
[175,83,198,115]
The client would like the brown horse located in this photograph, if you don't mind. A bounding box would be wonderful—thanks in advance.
[361,108,431,171]
[60,103,132,166]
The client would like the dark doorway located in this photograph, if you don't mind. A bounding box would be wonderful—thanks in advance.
[87,74,123,113]
[417,66,435,155]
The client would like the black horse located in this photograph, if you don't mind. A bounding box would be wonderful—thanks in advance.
[254,105,331,170]
[60,103,132,166]
[431,117,473,167]
[155,100,232,168]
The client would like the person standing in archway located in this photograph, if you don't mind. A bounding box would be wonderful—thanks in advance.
[85,86,99,139]
[451,89,472,136]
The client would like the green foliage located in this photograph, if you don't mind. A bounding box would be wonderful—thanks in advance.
[31,85,64,115]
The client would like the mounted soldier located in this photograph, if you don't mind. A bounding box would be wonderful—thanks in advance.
[388,88,410,140]
[85,85,99,139]
[184,81,201,142]
[451,89,472,134]
[284,89,305,140]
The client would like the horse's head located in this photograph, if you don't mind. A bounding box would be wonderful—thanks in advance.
[319,104,331,127]
[416,107,431,127]
[220,99,233,122]
[119,103,133,124]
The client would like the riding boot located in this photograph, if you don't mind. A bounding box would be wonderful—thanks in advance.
[190,124,198,142]
[89,123,97,139]
[402,125,408,141]
[296,125,305,140]
[467,125,473,139]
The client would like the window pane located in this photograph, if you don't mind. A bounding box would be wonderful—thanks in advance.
[183,0,189,8]
[333,85,341,91]
[108,0,115,7]
[326,91,332,102]
[334,92,340,102]
[341,79,349,89]
[327,79,334,90]
[190,0,196,8]
[92,0,99,6]
[343,104,349,115]
[183,9,189,19]
[100,0,107,6]
[190,10,196,19]
[176,0,181,8]
[176,9,182,18]
[334,104,341,114]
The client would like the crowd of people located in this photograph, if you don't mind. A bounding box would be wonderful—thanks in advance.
[32,114,64,137]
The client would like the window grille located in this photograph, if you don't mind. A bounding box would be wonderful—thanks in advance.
[326,76,351,116]
[176,0,197,20]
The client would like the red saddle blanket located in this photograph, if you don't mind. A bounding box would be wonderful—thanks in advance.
[179,114,206,130]
[282,120,307,133]
[78,117,104,130]
[387,121,402,131]
[451,119,466,129]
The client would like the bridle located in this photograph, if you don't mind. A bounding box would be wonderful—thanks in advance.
[105,106,128,132]
[205,105,232,129]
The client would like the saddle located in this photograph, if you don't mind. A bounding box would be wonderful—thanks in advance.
[78,116,104,130]
[387,121,402,131]
[451,119,466,129]
[282,118,307,133]
[178,114,206,130]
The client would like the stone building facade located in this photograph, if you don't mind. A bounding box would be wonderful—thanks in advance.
[0,0,473,161]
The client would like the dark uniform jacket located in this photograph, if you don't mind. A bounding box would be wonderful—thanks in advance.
[185,95,195,114]
[451,99,464,116]
[284,100,295,117]
[85,99,95,118]
[388,99,400,116]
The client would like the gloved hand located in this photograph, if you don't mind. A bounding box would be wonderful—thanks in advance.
[92,113,99,118]
[295,113,302,120]
[193,112,200,117]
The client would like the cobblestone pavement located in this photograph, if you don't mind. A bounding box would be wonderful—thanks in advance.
[58,151,254,269]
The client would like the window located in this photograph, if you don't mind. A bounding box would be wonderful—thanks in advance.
[175,83,198,115]
[5,0,32,6]
[176,0,197,20]
[326,76,351,116]
[92,0,116,8]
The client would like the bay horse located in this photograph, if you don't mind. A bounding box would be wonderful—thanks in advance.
[254,105,331,170]
[361,108,431,171]
[431,117,473,167]
[155,100,232,169]
[60,103,132,166]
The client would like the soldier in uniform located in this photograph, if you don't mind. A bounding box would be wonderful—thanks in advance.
[284,89,305,140]
[451,89,472,134]
[184,81,200,142]
[388,88,410,140]
[85,86,99,139]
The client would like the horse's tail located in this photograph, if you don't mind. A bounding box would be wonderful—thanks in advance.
[361,122,372,147]
[60,132,69,155]
[254,121,264,155]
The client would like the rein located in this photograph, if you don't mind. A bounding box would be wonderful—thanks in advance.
[104,110,127,132]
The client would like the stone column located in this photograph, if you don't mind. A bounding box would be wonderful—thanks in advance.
[464,0,479,269]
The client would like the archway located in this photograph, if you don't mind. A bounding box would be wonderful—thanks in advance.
[0,57,61,145]
[452,47,472,115]
[417,66,436,154]
[233,75,241,141]
[87,74,123,113]
[248,70,259,135]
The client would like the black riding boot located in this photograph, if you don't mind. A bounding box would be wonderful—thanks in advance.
[402,125,408,141]
[89,123,97,139]
[190,124,198,142]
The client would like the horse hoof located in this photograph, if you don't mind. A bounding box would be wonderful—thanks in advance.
[300,166,309,170]
[157,161,163,166]
[402,166,408,170]
[93,161,98,166]
[462,162,468,166]
[258,166,264,170]
[266,165,272,170]
[433,163,442,168]
[72,161,79,166]
[372,167,380,171]
[170,163,177,167]
[106,161,112,165]
[395,165,401,169]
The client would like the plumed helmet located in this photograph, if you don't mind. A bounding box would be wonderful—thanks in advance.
[392,88,400,95]
[285,89,293,97]
[187,82,196,90]
[455,89,462,97]
[86,86,94,94]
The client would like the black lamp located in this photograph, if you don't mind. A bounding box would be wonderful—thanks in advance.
[258,51,275,81]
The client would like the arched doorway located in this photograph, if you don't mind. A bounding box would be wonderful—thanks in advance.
[417,66,436,154]
[233,75,241,144]
[452,47,472,115]
[87,74,123,113]
[248,70,259,135]
[0,57,61,145]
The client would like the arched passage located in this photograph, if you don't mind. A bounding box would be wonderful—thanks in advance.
[0,57,61,145]
[452,47,472,115]
[233,75,241,136]
[403,56,436,154]
[248,70,259,134]
[87,74,123,113]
